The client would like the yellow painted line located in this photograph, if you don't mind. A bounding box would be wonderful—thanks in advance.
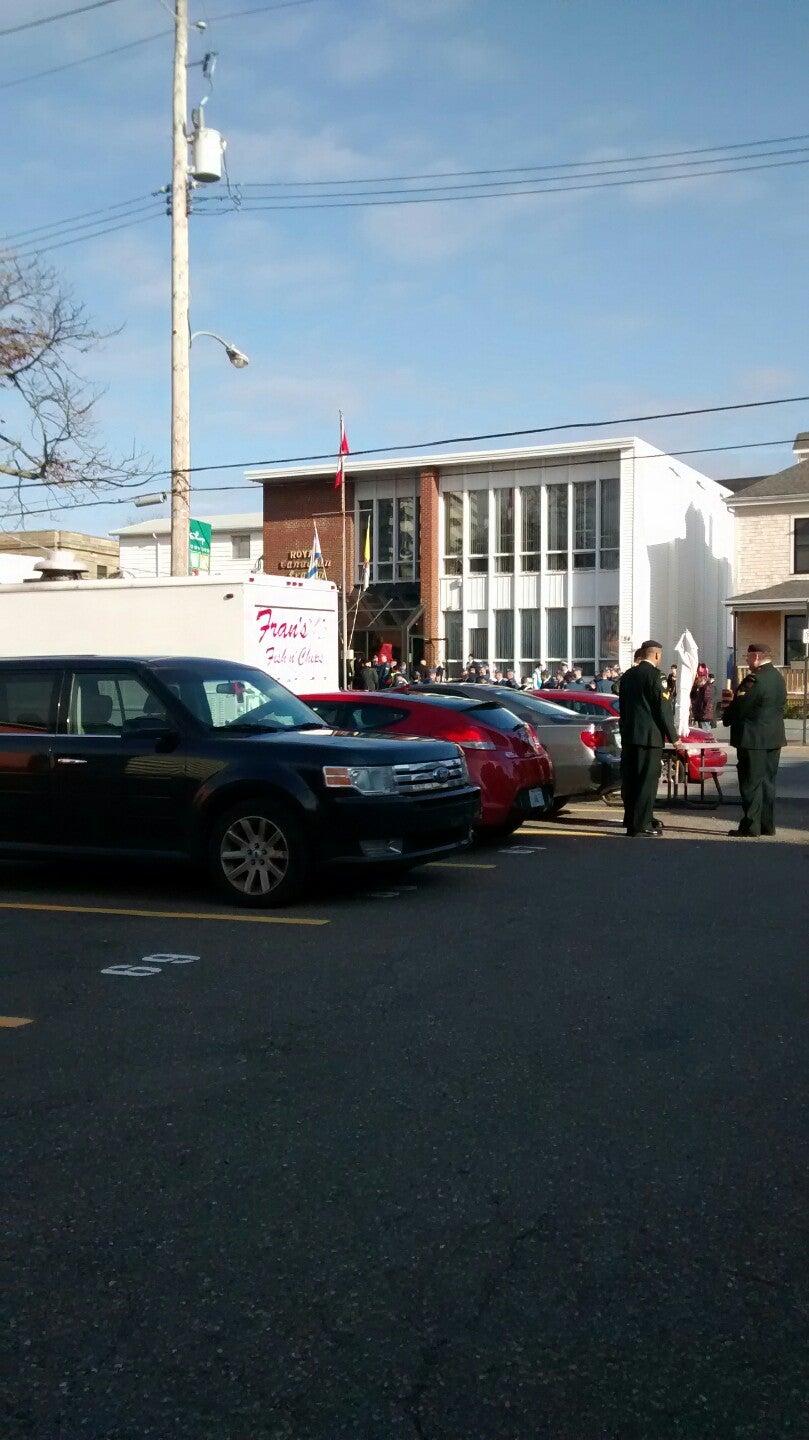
[0,901,328,926]
[424,860,496,870]
[0,1015,33,1028]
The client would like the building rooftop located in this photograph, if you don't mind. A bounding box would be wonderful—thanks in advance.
[727,578,809,607]
[247,436,646,484]
[115,512,261,538]
[725,457,809,506]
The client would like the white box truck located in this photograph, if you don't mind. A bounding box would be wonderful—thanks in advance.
[0,574,339,693]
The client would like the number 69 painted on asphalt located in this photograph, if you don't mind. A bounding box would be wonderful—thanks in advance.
[101,954,199,977]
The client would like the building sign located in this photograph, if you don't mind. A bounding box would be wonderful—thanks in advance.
[189,518,212,574]
[277,547,333,576]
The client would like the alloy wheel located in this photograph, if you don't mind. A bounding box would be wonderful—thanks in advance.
[219,814,289,897]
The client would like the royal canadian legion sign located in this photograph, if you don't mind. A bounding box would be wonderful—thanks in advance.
[277,548,333,576]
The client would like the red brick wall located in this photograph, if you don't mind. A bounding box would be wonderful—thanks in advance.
[419,468,440,665]
[262,477,355,586]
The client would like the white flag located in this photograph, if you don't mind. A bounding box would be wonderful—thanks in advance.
[674,629,698,738]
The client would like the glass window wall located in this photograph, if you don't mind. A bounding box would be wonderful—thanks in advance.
[443,492,462,575]
[573,482,596,569]
[547,485,568,571]
[494,488,514,574]
[521,487,541,571]
[600,476,619,569]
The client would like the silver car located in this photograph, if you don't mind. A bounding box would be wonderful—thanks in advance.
[413,683,621,812]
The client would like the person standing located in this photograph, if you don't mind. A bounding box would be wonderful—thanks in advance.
[618,639,680,837]
[690,663,715,728]
[722,643,787,837]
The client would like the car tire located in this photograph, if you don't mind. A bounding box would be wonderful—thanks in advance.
[208,798,309,907]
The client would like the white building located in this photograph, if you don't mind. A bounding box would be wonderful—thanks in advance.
[115,512,263,580]
[250,437,735,677]
[435,438,735,678]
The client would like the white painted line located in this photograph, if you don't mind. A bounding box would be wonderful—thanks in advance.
[102,954,200,978]
[498,846,547,854]
[369,890,400,899]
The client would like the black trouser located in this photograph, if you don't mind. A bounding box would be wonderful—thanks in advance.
[736,748,781,835]
[621,745,663,833]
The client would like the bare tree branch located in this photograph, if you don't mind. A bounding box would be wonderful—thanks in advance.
[1,249,149,527]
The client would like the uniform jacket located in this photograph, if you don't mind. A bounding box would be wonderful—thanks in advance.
[691,679,715,725]
[722,663,787,750]
[618,661,679,748]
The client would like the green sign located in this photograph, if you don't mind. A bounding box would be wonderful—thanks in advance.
[189,518,212,573]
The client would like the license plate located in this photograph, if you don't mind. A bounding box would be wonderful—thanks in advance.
[528,787,546,808]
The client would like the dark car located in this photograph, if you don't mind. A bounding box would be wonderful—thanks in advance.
[0,657,479,906]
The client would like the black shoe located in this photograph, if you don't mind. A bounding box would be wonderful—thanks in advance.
[728,828,760,837]
[629,828,662,838]
[651,819,664,834]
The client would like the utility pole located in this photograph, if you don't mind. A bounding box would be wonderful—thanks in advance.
[170,0,190,577]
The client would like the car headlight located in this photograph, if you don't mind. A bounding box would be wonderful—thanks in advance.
[322,764,398,794]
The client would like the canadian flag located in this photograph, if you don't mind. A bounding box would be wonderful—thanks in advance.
[334,410,350,489]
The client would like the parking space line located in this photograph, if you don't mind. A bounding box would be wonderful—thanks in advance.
[424,861,496,870]
[0,1015,34,1028]
[0,901,328,926]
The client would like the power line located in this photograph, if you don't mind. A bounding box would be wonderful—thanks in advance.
[0,0,324,90]
[234,129,809,188]
[195,153,809,213]
[205,143,809,203]
[1,192,157,243]
[0,31,169,91]
[2,436,798,519]
[0,0,128,38]
[10,207,164,258]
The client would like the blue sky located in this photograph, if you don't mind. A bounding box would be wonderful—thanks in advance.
[2,0,808,537]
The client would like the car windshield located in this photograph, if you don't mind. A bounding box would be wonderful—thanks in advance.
[157,664,324,731]
[467,686,583,725]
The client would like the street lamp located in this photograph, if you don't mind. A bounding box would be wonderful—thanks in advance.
[190,330,250,368]
[170,327,249,576]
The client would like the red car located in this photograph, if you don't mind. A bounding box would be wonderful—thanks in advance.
[536,689,728,783]
[303,690,554,834]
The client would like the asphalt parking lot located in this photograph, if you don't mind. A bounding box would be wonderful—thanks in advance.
[4,779,809,1440]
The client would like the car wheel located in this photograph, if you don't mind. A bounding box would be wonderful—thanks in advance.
[208,799,309,907]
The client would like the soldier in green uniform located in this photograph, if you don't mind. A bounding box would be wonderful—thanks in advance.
[618,639,680,836]
[722,642,787,836]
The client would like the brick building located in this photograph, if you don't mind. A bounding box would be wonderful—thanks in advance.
[725,433,809,672]
[249,437,734,677]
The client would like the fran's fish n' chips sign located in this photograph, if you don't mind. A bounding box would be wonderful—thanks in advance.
[249,592,338,692]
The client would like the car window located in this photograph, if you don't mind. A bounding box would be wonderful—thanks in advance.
[309,701,408,732]
[157,663,320,731]
[0,670,60,732]
[68,671,171,737]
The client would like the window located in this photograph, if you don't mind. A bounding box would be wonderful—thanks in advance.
[159,663,318,731]
[469,490,488,573]
[231,534,251,561]
[546,607,567,665]
[309,701,407,732]
[443,492,462,576]
[520,609,541,673]
[469,625,488,661]
[573,624,595,673]
[599,605,619,669]
[521,487,541,571]
[547,485,568,571]
[96,565,108,579]
[494,488,514,574]
[600,476,620,569]
[0,670,59,732]
[377,498,394,581]
[494,610,514,670]
[785,614,808,665]
[573,482,596,569]
[794,518,809,574]
[444,611,462,677]
[67,671,170,736]
[395,496,416,580]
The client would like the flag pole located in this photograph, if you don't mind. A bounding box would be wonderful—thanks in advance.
[340,411,348,689]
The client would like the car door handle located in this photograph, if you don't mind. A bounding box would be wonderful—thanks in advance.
[56,757,88,765]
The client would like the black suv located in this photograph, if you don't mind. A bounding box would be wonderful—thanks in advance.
[0,658,479,906]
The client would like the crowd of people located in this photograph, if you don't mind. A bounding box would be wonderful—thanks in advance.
[351,648,719,728]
